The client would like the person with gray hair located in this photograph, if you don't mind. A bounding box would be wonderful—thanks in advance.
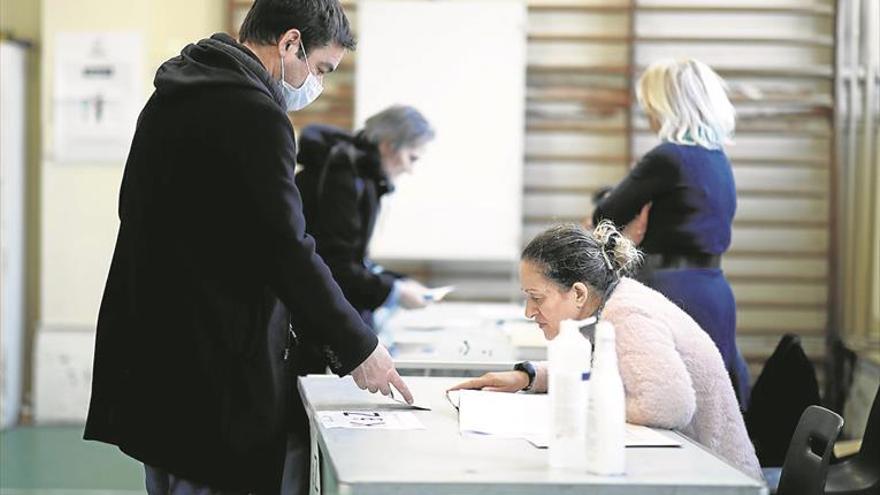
[589,58,751,408]
[450,222,762,480]
[295,104,435,372]
[361,105,436,153]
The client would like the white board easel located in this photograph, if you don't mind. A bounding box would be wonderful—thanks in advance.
[356,0,527,262]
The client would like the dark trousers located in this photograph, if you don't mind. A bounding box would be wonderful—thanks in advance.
[145,465,246,495]
[145,429,311,495]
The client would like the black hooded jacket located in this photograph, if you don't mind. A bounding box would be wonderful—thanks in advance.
[295,125,398,317]
[83,33,377,492]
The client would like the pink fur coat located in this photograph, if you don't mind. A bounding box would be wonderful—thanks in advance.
[535,277,763,479]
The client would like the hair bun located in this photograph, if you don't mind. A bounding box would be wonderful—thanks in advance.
[592,220,643,275]
[605,233,618,254]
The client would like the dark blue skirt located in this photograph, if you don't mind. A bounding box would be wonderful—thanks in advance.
[645,268,751,408]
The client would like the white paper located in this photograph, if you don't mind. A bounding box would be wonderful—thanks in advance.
[526,424,682,449]
[318,411,426,430]
[423,286,455,303]
[388,395,432,411]
[452,390,682,448]
[457,390,548,439]
[622,424,683,448]
[446,389,462,409]
[388,384,432,411]
[53,32,144,163]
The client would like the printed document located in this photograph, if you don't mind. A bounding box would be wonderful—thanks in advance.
[318,411,426,430]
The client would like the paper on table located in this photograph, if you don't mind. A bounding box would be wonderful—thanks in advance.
[525,424,682,449]
[389,384,432,411]
[318,411,426,430]
[451,390,681,448]
[446,389,462,409]
[456,389,548,439]
[623,424,683,447]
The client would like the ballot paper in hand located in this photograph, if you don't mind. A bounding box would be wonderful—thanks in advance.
[423,286,455,302]
[318,411,426,430]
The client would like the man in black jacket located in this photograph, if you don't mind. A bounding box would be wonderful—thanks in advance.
[83,1,411,493]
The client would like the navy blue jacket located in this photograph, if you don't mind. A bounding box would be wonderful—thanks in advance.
[593,142,736,256]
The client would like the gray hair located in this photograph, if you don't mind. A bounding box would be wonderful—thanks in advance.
[521,222,642,299]
[362,105,435,151]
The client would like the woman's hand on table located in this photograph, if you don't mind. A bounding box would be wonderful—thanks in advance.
[447,371,529,393]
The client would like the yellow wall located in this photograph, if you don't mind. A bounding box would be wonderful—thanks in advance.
[1,0,41,37]
[39,0,225,329]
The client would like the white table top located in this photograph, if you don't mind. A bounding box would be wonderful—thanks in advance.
[385,302,548,366]
[298,375,768,495]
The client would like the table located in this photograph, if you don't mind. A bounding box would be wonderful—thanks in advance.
[384,302,548,375]
[298,376,768,495]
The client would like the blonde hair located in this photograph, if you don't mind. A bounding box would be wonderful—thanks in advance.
[637,59,735,149]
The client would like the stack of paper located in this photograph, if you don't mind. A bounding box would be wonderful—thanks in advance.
[448,390,681,448]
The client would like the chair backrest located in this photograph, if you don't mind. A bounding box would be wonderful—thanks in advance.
[777,405,844,495]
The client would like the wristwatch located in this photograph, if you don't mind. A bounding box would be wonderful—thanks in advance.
[513,361,537,391]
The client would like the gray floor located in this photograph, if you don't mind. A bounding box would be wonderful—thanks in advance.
[0,425,143,494]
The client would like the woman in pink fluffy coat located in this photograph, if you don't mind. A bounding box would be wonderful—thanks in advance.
[451,222,762,480]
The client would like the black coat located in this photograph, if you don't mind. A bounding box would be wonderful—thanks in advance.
[295,125,398,320]
[83,34,377,493]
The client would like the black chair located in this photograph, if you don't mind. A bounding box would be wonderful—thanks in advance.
[777,405,845,495]
[825,384,880,495]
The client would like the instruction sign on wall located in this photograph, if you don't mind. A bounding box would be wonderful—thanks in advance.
[53,32,144,163]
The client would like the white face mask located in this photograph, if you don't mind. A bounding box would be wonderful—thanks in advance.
[279,41,323,112]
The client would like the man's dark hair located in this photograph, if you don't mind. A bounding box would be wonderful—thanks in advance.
[239,0,356,58]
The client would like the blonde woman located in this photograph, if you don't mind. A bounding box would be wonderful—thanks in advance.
[591,59,751,408]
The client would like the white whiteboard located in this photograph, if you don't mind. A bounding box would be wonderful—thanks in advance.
[356,0,526,261]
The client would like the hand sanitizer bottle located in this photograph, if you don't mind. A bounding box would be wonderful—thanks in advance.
[585,321,626,475]
[548,319,592,469]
